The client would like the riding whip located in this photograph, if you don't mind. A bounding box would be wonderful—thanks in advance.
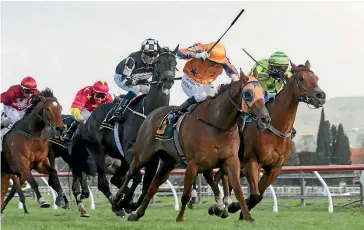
[207,9,245,53]
[201,9,245,62]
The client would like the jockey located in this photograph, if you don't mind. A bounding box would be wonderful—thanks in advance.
[107,38,159,124]
[248,51,296,138]
[175,42,239,114]
[248,51,293,100]
[64,80,113,141]
[1,76,39,128]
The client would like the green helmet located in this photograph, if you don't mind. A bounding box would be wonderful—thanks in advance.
[268,51,289,67]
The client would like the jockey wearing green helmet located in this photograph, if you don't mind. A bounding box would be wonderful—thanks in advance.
[247,51,296,138]
[248,51,292,97]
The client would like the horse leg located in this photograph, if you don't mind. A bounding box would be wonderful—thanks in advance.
[129,157,159,212]
[27,174,50,208]
[2,184,16,213]
[72,170,89,217]
[228,160,261,213]
[176,163,198,222]
[254,168,282,210]
[224,157,254,222]
[187,179,197,209]
[1,173,11,217]
[128,159,176,222]
[121,170,142,212]
[37,159,68,209]
[204,169,224,217]
[13,178,29,214]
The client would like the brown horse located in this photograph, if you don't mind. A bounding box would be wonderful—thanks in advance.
[117,68,272,222]
[215,61,326,213]
[1,88,68,216]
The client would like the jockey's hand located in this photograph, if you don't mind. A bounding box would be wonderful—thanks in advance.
[195,51,209,60]
[136,79,149,85]
[125,79,137,86]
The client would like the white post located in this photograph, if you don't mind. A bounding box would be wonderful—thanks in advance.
[40,177,58,209]
[88,186,95,210]
[260,172,278,212]
[165,179,179,211]
[313,171,333,213]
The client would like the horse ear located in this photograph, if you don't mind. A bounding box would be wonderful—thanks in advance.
[157,42,162,53]
[239,67,248,83]
[305,60,311,69]
[172,44,179,55]
[290,60,298,72]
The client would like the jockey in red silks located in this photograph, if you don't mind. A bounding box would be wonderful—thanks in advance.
[1,76,40,128]
[64,80,113,141]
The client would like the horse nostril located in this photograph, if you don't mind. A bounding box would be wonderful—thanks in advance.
[314,92,326,100]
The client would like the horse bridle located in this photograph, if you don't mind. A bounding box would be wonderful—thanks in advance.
[12,97,59,140]
[228,80,261,120]
[196,80,262,133]
[149,51,180,86]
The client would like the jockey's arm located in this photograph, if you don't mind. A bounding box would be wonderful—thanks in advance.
[176,43,207,60]
[70,89,88,121]
[222,58,239,81]
[0,86,16,106]
[114,56,136,88]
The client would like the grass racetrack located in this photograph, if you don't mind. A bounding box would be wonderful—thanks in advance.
[1,196,364,230]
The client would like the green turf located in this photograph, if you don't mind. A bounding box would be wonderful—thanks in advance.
[1,196,364,230]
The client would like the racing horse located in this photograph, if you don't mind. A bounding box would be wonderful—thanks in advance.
[214,61,326,214]
[117,68,272,222]
[68,44,180,216]
[1,88,68,216]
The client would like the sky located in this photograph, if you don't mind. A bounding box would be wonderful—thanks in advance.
[1,1,364,113]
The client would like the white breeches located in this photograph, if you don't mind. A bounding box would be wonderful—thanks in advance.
[3,106,26,125]
[80,109,91,121]
[114,73,150,95]
[181,74,217,102]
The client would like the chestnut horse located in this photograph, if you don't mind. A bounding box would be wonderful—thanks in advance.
[117,68,272,222]
[1,88,68,216]
[215,61,326,214]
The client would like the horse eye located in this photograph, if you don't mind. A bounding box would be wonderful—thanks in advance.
[299,76,304,81]
[243,91,252,99]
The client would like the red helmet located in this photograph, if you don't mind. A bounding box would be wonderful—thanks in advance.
[92,80,109,94]
[21,76,37,89]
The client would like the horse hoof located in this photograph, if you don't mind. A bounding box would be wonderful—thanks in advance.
[80,213,90,218]
[228,202,240,213]
[214,207,223,217]
[176,217,184,222]
[127,213,139,222]
[114,209,126,217]
[40,201,51,208]
[208,206,215,215]
[239,212,255,223]
[221,209,229,219]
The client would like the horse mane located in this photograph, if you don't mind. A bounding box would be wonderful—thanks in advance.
[215,83,231,97]
[24,87,56,115]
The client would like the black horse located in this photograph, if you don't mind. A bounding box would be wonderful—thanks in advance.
[69,44,179,216]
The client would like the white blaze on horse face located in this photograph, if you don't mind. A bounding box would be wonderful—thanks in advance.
[52,101,58,107]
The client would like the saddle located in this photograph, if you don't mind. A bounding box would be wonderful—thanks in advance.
[100,94,147,130]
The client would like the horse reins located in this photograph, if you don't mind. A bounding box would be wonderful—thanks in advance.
[12,98,58,140]
[195,80,260,133]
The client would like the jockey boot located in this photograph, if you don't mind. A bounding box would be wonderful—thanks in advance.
[64,121,79,141]
[176,96,197,115]
[108,97,129,123]
[108,91,136,123]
